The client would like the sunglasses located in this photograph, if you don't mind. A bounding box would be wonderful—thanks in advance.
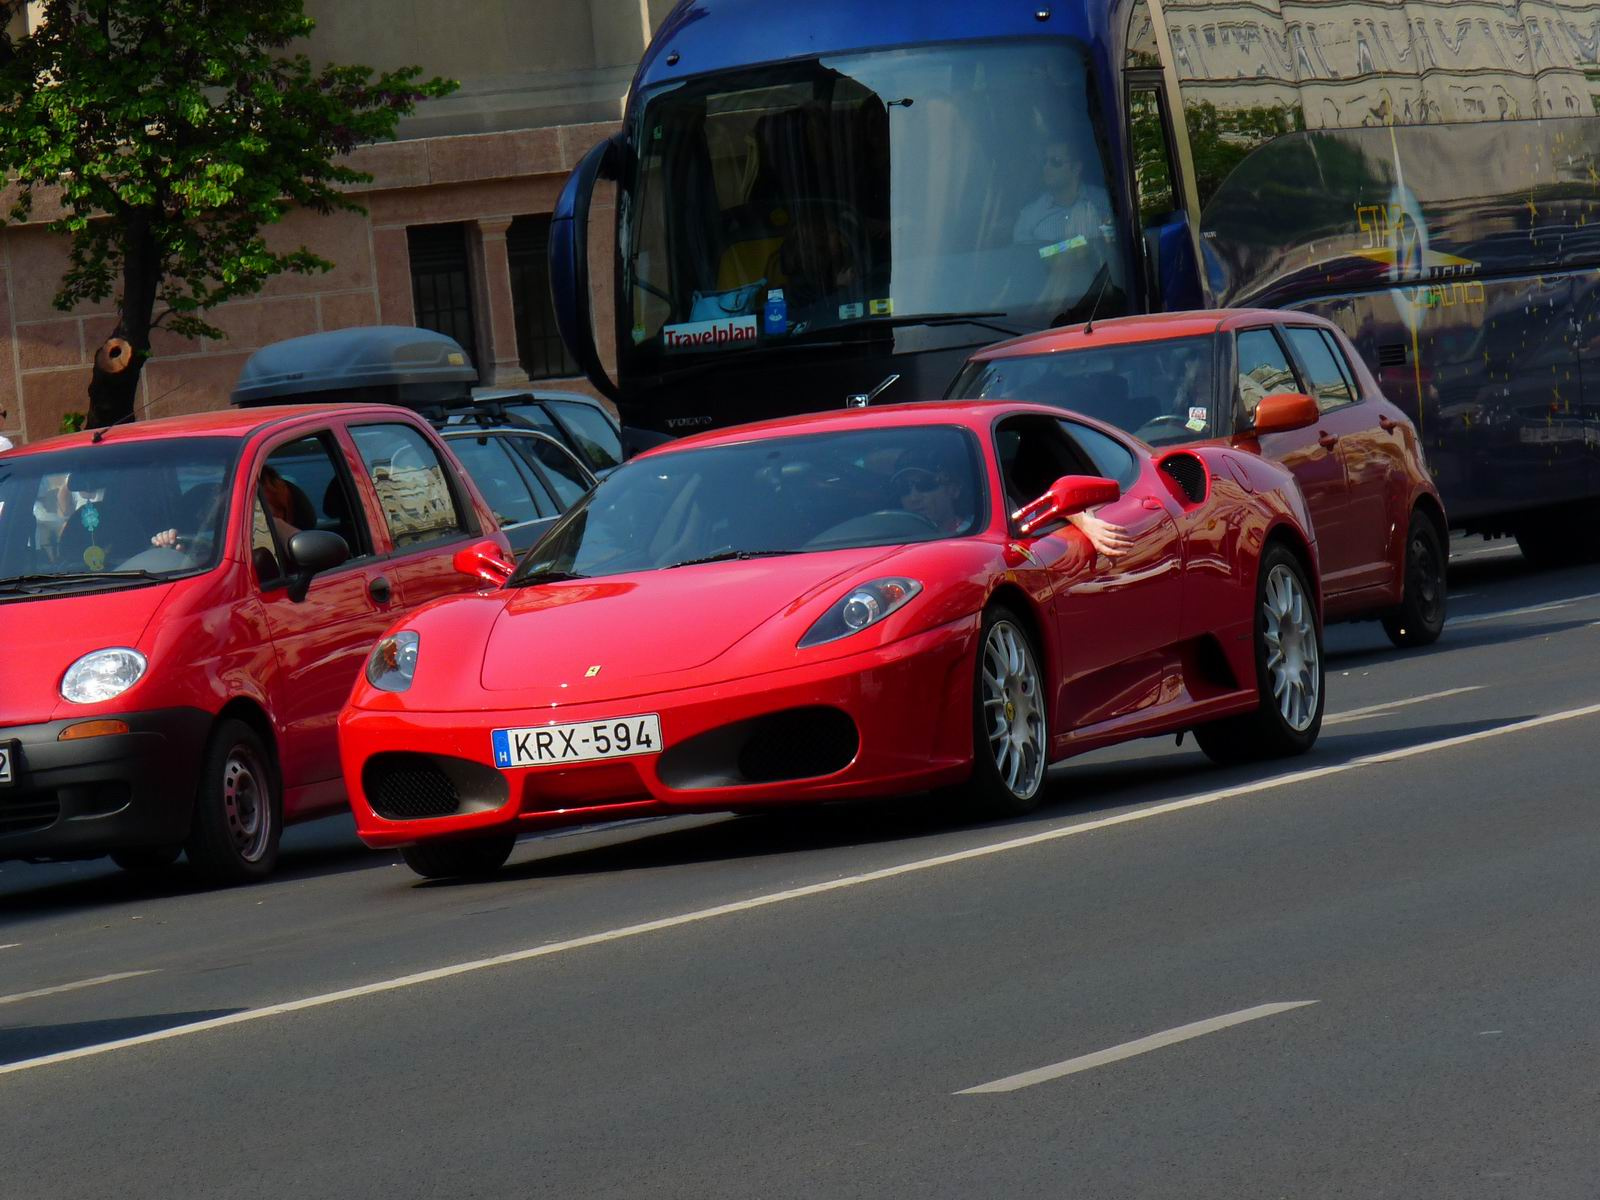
[896,472,944,497]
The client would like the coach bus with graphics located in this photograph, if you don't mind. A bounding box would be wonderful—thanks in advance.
[550,0,1600,561]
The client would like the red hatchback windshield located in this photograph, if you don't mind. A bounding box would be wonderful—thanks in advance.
[949,334,1220,446]
[0,437,242,593]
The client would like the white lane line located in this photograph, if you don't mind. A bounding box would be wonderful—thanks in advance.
[0,970,156,1007]
[1324,686,1483,726]
[0,944,20,952]
[6,700,1600,1078]
[956,1001,1319,1094]
[1453,592,1600,627]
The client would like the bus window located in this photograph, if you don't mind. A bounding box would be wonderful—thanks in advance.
[1128,87,1178,229]
[1235,329,1301,425]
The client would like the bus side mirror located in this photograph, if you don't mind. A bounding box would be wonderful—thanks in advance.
[550,135,624,404]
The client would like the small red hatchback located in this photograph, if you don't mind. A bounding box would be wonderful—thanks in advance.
[0,404,510,883]
[950,310,1448,646]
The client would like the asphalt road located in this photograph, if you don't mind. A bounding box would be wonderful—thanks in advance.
[4,535,1600,1198]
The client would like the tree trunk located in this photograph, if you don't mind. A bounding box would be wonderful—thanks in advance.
[85,215,161,429]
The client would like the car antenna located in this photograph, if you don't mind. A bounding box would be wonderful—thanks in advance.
[90,411,137,443]
[1081,264,1113,336]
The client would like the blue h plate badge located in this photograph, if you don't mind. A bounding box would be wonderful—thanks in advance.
[491,729,513,768]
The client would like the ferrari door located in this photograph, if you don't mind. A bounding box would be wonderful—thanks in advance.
[997,415,1183,732]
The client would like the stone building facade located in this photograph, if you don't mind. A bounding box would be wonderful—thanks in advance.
[0,0,671,444]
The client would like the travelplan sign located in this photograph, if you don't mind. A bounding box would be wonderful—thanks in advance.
[661,315,758,351]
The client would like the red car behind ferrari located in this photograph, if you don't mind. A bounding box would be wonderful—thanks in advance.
[340,402,1326,879]
[950,309,1447,647]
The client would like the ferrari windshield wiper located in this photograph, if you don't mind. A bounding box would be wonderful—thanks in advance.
[511,569,589,585]
[664,549,800,569]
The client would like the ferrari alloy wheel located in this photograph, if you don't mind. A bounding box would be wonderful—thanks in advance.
[1264,560,1321,732]
[401,831,518,881]
[1195,545,1324,765]
[186,718,281,885]
[964,606,1049,817]
[1382,511,1447,648]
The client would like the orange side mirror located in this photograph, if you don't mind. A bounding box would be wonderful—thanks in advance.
[1252,392,1321,436]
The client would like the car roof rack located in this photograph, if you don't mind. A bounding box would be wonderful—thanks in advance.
[230,326,479,409]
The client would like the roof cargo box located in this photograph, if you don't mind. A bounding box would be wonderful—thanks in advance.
[230,326,477,408]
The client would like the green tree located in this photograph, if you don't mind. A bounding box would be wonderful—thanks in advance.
[0,1,456,427]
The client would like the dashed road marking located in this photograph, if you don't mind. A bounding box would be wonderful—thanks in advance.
[1325,686,1483,726]
[0,970,156,1007]
[956,1001,1318,1093]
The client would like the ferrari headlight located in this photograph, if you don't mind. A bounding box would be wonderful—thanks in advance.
[799,578,921,648]
[367,631,420,692]
[61,648,147,705]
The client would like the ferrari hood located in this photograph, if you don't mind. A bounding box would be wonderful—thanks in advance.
[478,547,899,698]
[0,583,175,720]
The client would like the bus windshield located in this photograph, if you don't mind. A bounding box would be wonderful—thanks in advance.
[620,39,1127,373]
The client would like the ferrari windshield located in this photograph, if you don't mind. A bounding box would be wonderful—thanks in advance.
[0,437,240,593]
[620,39,1127,374]
[512,425,985,583]
[949,335,1222,446]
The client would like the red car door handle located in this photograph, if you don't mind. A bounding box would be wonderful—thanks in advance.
[1141,497,1165,511]
[1317,432,1339,449]
[369,575,392,605]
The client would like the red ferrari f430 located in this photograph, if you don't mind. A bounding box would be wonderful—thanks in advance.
[339,402,1325,879]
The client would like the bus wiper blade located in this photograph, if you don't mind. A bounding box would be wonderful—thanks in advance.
[664,549,800,569]
[828,311,1027,338]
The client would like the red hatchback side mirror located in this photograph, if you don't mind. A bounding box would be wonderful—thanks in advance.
[453,539,515,587]
[1252,392,1321,436]
[1012,475,1121,536]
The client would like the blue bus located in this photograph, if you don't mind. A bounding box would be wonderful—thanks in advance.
[551,0,1600,558]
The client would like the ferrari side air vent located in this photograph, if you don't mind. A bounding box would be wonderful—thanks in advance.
[1377,343,1408,367]
[1158,452,1209,506]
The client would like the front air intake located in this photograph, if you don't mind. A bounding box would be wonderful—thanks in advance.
[658,708,860,789]
[363,755,461,819]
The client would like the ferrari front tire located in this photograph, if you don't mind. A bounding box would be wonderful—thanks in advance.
[962,605,1050,818]
[400,831,517,880]
[1196,545,1324,766]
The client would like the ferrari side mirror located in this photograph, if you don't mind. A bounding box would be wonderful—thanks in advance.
[1012,475,1121,536]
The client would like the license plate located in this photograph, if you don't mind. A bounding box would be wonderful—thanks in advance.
[0,742,13,786]
[492,715,662,768]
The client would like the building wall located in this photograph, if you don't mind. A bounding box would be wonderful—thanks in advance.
[0,0,666,445]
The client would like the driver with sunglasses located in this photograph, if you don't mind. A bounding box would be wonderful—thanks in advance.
[1013,137,1111,251]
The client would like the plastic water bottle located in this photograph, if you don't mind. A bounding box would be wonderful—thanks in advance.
[764,288,788,336]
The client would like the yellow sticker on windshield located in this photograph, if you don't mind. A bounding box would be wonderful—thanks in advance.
[83,545,106,571]
[869,298,894,316]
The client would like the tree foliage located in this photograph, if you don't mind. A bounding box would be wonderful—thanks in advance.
[0,1,456,424]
